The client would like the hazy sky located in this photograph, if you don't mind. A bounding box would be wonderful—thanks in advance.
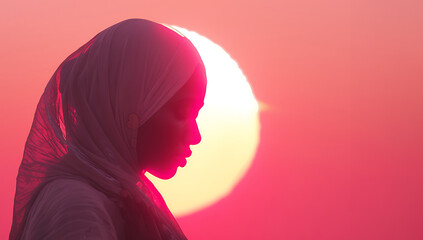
[1,0,422,239]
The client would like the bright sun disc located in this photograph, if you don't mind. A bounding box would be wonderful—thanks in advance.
[146,25,260,217]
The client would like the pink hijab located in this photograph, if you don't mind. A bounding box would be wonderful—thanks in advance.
[10,18,205,239]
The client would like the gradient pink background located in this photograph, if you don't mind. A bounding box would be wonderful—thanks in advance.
[1,0,422,239]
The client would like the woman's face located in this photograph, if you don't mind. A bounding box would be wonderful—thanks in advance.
[136,67,206,179]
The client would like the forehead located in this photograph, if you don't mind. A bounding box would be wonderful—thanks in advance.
[169,67,207,104]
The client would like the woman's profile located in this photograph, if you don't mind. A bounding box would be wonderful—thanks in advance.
[10,18,207,240]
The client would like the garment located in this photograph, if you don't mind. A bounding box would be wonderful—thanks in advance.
[10,18,206,239]
[19,178,125,240]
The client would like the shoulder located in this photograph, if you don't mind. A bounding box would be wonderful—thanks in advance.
[34,178,119,221]
[21,178,124,240]
[38,178,112,208]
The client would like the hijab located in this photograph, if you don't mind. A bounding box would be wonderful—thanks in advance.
[10,18,206,239]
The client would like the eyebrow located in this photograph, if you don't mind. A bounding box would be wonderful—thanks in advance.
[173,99,204,109]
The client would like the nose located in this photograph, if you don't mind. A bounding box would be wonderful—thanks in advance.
[190,121,201,145]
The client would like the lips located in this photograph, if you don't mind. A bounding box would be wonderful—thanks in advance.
[184,149,192,158]
[179,158,187,167]
[177,149,191,168]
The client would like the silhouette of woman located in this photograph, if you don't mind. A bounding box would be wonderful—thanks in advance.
[10,18,206,240]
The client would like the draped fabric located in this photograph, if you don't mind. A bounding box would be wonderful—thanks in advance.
[10,18,206,239]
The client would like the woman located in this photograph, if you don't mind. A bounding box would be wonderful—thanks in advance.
[10,18,207,239]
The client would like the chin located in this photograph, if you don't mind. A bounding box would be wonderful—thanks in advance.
[147,167,178,180]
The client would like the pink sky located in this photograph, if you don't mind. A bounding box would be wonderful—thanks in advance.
[1,0,422,239]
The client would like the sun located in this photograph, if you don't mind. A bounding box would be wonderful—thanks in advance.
[146,25,260,217]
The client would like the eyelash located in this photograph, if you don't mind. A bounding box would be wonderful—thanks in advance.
[174,107,190,119]
[175,107,198,120]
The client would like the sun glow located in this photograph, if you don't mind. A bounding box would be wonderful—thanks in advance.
[146,25,260,216]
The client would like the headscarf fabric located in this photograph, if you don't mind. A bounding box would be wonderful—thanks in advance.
[10,18,206,240]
